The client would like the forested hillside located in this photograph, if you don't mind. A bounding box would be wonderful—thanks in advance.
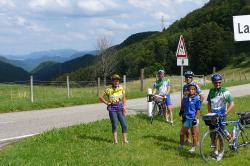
[0,61,29,82]
[114,0,250,78]
[33,54,96,81]
[60,0,250,81]
[24,0,249,82]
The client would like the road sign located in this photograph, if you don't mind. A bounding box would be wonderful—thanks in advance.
[176,35,189,100]
[176,35,188,58]
[177,58,188,66]
[233,15,250,41]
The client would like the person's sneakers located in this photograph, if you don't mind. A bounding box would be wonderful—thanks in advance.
[216,152,224,161]
[170,121,174,126]
[124,140,129,144]
[188,147,195,154]
[211,151,218,160]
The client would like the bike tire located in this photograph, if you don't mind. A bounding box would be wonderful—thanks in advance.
[150,103,158,124]
[236,125,250,148]
[200,129,225,162]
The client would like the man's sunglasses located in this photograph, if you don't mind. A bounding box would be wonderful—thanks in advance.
[213,81,222,84]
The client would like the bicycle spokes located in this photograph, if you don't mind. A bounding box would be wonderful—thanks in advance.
[200,130,225,162]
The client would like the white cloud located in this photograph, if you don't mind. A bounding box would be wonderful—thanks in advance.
[128,0,154,10]
[55,0,71,8]
[0,0,16,8]
[28,0,50,8]
[107,19,129,30]
[16,16,27,26]
[67,32,86,40]
[28,23,50,32]
[91,18,129,30]
[65,23,71,28]
[0,0,210,54]
[77,0,119,13]
[28,0,72,11]
[116,13,130,19]
[77,0,105,12]
[96,28,115,37]
[153,11,170,21]
[175,0,207,5]
[158,0,171,7]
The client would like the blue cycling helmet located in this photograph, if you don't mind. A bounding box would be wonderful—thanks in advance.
[184,70,194,77]
[211,73,222,82]
[187,83,197,90]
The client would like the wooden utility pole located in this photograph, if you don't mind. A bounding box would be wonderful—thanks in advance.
[140,69,144,92]
[97,77,101,96]
[30,75,34,103]
[123,75,127,91]
[67,76,70,98]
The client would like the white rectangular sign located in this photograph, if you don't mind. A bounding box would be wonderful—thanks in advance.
[177,58,188,66]
[233,15,250,41]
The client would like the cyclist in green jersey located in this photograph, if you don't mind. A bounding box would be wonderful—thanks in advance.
[153,70,174,124]
[207,73,234,160]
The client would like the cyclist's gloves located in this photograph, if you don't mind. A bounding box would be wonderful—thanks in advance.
[179,110,183,117]
[192,119,197,126]
[192,119,199,126]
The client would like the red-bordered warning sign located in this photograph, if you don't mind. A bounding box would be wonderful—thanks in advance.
[176,35,188,58]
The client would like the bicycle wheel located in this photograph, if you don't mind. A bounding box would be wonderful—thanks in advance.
[236,125,250,148]
[200,129,225,162]
[150,103,158,124]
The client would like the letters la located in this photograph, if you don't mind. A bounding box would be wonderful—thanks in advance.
[238,23,250,34]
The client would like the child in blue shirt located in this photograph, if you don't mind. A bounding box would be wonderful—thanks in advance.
[179,84,202,153]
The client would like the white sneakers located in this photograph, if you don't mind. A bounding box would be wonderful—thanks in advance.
[114,141,129,144]
[211,151,224,161]
[170,121,174,126]
[216,152,224,161]
[124,140,129,144]
[178,146,196,154]
[188,147,195,153]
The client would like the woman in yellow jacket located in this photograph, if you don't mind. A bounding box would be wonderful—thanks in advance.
[99,74,128,144]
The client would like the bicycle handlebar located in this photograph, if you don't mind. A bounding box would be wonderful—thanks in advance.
[147,94,166,102]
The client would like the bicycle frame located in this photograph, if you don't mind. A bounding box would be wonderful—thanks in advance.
[200,114,250,162]
[209,119,249,150]
[149,95,166,124]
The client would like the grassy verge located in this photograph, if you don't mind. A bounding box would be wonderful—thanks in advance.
[0,96,250,165]
[0,76,250,113]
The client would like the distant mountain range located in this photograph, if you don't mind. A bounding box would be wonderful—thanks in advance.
[1,0,250,82]
[32,54,97,81]
[0,49,98,71]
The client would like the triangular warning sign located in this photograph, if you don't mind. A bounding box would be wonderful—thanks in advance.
[176,35,188,58]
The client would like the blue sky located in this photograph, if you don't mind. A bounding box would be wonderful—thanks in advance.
[0,0,209,55]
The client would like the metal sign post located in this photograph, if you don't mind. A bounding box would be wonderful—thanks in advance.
[176,35,189,101]
[181,66,183,99]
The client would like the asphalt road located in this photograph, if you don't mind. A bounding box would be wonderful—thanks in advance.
[1,84,250,148]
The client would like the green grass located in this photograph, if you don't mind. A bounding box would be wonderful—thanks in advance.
[1,58,250,113]
[0,70,250,113]
[1,96,250,165]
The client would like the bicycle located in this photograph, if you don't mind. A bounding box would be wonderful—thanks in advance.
[200,112,250,162]
[148,94,166,124]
